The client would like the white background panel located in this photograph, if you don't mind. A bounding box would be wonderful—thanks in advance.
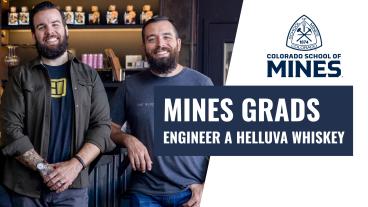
[202,0,368,206]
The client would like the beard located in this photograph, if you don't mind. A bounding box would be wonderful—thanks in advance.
[146,46,179,74]
[35,31,68,59]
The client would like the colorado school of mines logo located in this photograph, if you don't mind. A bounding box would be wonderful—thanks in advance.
[267,15,341,78]
[286,15,322,51]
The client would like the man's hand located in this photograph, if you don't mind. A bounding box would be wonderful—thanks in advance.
[183,183,205,207]
[44,158,83,193]
[38,163,54,179]
[111,122,152,173]
[124,135,152,173]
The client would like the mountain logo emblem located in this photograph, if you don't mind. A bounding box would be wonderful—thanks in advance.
[286,15,322,51]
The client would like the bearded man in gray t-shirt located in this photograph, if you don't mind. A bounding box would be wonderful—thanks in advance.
[110,16,213,207]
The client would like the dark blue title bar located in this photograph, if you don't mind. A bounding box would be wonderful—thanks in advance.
[154,86,353,156]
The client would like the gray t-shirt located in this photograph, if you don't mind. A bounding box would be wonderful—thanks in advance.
[111,68,213,195]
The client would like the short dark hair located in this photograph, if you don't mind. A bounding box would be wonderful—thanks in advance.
[141,16,179,43]
[30,1,66,33]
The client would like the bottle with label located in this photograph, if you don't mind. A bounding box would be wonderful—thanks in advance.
[124,5,136,24]
[98,54,104,69]
[140,5,153,24]
[81,54,88,65]
[19,6,30,25]
[87,54,93,68]
[8,6,18,26]
[74,6,85,25]
[106,5,118,24]
[89,6,100,24]
[64,6,74,25]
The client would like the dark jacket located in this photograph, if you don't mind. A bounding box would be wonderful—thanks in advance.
[0,53,116,198]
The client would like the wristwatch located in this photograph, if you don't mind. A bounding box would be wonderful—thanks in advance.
[36,161,50,176]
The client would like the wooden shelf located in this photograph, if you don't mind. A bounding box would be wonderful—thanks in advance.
[1,24,143,30]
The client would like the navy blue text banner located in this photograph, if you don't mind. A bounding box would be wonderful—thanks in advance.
[154,86,353,156]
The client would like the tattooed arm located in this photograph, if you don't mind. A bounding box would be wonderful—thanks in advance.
[15,148,52,174]
[15,148,43,171]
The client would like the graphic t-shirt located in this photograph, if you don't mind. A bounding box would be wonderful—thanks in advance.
[45,62,74,163]
[111,68,213,195]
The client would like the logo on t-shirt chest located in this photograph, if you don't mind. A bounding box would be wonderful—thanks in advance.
[50,78,67,98]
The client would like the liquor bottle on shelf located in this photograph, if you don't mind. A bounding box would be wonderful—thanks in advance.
[87,54,93,68]
[89,6,100,24]
[81,54,88,65]
[19,6,30,25]
[8,6,18,26]
[74,6,85,25]
[97,54,103,69]
[140,5,153,24]
[124,5,136,24]
[106,5,118,24]
[81,53,104,69]
[64,6,74,25]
